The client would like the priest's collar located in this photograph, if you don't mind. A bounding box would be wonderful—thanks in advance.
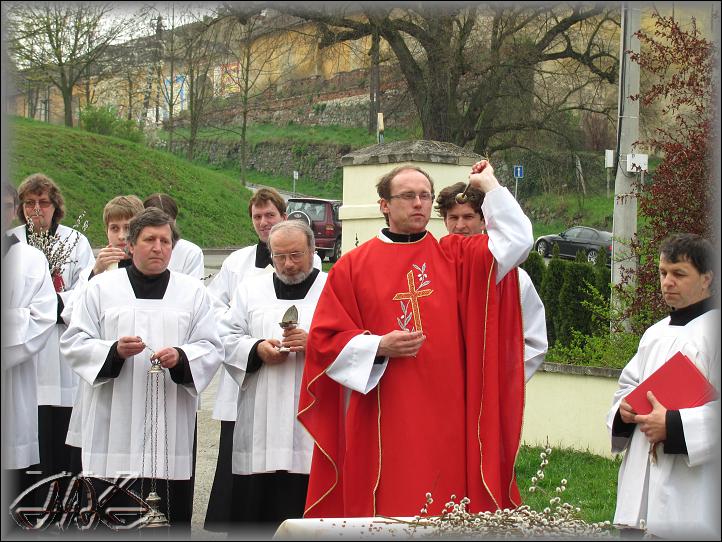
[381,228,427,243]
[2,233,20,258]
[669,296,716,326]
[273,268,320,300]
[255,241,272,269]
[126,263,171,299]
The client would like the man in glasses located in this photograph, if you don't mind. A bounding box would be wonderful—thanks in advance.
[299,160,533,518]
[8,173,95,484]
[217,220,326,532]
[204,188,321,533]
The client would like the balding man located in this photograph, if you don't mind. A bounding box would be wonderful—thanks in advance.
[204,188,321,532]
[218,220,327,529]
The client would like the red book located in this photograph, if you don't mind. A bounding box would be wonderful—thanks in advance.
[625,351,718,415]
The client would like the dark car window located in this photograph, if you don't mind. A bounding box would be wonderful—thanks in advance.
[288,201,325,221]
[565,227,582,239]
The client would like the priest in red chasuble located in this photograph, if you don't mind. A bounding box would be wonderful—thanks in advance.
[298,161,533,518]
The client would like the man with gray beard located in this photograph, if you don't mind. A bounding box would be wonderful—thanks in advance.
[217,220,327,529]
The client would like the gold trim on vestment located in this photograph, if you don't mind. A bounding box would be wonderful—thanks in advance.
[478,258,500,510]
[298,367,339,517]
[372,382,382,516]
[508,270,525,508]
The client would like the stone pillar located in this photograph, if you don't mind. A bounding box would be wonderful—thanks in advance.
[339,140,482,255]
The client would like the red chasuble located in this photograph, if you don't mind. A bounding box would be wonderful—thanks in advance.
[298,232,524,518]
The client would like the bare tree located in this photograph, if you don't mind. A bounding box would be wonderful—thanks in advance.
[7,2,134,127]
[273,3,619,153]
[368,28,381,134]
[177,16,224,161]
[152,4,184,149]
[210,6,307,183]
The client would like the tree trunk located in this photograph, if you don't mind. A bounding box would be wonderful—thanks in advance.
[239,41,252,186]
[368,31,380,134]
[127,76,134,120]
[27,85,39,119]
[240,108,248,186]
[575,154,587,196]
[187,73,195,161]
[63,90,74,127]
[188,125,196,161]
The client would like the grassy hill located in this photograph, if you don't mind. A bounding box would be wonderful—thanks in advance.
[7,116,617,246]
[162,122,419,148]
[7,116,256,248]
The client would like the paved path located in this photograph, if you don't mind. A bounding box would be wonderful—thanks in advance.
[190,253,228,538]
[191,371,225,538]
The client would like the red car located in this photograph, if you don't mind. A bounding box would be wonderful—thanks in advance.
[286,197,342,262]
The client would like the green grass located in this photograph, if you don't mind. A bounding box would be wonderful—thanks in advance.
[523,193,614,241]
[516,445,620,525]
[160,122,419,148]
[202,162,342,200]
[8,116,622,251]
[7,116,256,248]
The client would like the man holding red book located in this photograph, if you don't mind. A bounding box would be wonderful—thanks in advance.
[607,233,719,539]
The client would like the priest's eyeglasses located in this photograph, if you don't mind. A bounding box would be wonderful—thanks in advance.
[388,191,435,201]
[23,199,53,209]
[271,251,307,264]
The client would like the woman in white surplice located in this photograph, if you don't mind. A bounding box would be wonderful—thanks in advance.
[60,208,223,529]
[10,174,95,480]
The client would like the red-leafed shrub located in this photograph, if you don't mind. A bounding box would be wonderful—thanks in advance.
[616,13,718,333]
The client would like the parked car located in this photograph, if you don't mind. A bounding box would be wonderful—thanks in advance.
[286,197,342,262]
[534,226,612,264]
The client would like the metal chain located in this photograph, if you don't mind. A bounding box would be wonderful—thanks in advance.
[140,348,173,528]
[162,375,171,525]
[141,373,149,507]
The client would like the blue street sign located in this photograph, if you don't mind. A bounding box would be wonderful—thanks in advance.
[514,165,524,179]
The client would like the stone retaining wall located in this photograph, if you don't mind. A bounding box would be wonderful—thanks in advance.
[157,139,345,182]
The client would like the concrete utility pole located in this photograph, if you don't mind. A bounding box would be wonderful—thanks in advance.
[611,3,641,323]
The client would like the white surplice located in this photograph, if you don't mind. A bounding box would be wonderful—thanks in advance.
[59,269,223,479]
[606,308,720,538]
[170,238,205,280]
[218,271,327,475]
[2,242,57,469]
[9,224,95,407]
[207,245,273,422]
[518,268,548,382]
[207,245,323,422]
